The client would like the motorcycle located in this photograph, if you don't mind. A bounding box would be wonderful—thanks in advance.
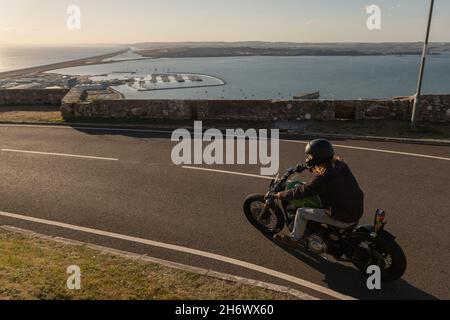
[243,164,407,282]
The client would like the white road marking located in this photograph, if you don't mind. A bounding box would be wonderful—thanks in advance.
[183,166,274,180]
[0,210,354,300]
[1,149,118,161]
[281,140,450,161]
[0,124,447,161]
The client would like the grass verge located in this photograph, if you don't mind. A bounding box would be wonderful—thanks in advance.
[0,228,295,300]
[0,105,63,123]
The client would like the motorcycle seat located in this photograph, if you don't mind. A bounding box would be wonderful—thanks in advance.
[337,223,358,233]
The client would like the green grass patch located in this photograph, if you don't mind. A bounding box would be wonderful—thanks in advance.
[0,229,295,300]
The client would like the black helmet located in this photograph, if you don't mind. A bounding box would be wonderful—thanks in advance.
[305,139,335,168]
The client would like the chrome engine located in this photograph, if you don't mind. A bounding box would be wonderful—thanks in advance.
[306,234,328,255]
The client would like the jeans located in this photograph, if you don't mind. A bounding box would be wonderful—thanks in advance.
[291,208,357,240]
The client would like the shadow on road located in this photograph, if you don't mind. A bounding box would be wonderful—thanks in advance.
[267,236,438,300]
[70,125,353,142]
[71,125,177,138]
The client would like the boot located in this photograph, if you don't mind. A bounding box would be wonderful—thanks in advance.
[273,234,301,249]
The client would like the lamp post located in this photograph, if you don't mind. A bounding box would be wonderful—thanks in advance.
[411,0,435,130]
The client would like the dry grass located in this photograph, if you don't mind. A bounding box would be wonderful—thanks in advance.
[0,105,63,123]
[0,229,294,300]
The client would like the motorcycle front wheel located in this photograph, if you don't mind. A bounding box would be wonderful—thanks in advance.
[243,194,285,235]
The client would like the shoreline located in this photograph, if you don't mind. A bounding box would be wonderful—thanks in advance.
[0,48,129,80]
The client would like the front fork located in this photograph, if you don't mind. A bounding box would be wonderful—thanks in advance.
[260,198,273,220]
[261,197,292,231]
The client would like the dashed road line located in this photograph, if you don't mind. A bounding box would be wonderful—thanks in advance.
[183,166,274,180]
[281,140,450,161]
[1,149,119,161]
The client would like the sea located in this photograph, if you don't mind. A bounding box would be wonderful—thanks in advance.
[0,45,124,72]
[1,46,450,100]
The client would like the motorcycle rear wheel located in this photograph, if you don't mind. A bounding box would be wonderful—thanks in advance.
[353,237,407,282]
[243,194,285,235]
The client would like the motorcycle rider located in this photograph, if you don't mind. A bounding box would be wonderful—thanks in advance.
[274,139,365,248]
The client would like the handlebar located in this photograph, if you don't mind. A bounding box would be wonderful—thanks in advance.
[284,163,308,177]
[295,163,308,174]
[266,163,308,200]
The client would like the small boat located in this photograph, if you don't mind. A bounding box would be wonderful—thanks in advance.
[293,90,320,100]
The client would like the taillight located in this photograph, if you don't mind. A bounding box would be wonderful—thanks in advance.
[374,209,386,233]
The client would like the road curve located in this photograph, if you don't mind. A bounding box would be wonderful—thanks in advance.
[0,124,448,300]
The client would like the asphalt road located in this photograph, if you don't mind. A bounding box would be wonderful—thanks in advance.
[0,124,448,300]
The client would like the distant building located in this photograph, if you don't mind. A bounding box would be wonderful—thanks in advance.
[67,78,78,88]
[75,83,107,90]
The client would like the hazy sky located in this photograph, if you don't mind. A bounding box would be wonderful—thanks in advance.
[0,0,449,45]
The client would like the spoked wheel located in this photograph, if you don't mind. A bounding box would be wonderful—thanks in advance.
[353,237,407,282]
[243,194,285,235]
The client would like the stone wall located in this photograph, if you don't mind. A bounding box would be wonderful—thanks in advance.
[419,95,450,122]
[59,89,449,123]
[0,89,70,106]
[61,96,415,122]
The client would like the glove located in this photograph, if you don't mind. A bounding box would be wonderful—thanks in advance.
[296,164,308,173]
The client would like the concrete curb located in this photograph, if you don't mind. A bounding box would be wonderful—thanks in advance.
[0,120,448,147]
[0,225,319,300]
